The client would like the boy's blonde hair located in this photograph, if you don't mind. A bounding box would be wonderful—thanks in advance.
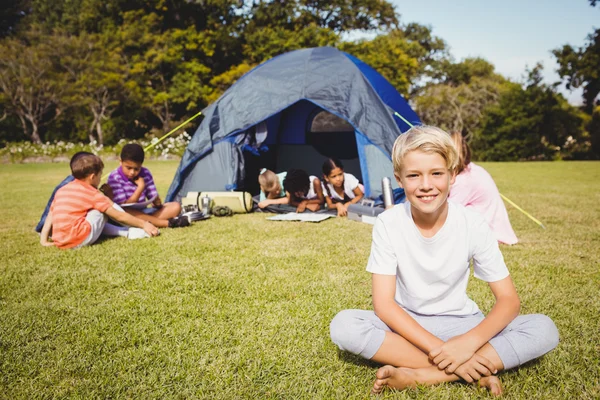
[71,154,104,179]
[392,125,458,176]
[258,169,280,193]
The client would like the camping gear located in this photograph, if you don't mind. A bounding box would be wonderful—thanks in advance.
[182,210,208,222]
[212,205,233,217]
[166,46,420,203]
[181,191,253,214]
[201,195,212,215]
[267,213,334,223]
[348,199,384,225]
[382,177,394,209]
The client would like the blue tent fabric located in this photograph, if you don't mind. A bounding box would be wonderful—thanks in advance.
[166,47,420,202]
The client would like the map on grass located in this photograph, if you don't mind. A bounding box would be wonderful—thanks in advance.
[267,213,334,223]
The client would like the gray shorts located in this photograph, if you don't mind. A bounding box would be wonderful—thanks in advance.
[75,204,125,248]
[330,309,559,370]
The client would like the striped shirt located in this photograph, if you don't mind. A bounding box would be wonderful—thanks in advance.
[50,179,112,249]
[107,166,159,205]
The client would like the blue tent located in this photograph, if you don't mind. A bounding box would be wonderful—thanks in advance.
[166,46,420,202]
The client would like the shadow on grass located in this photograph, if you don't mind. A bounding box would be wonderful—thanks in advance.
[337,349,380,369]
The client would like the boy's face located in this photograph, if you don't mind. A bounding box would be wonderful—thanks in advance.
[120,160,143,181]
[395,150,455,220]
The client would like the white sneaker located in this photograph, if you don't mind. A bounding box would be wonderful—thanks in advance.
[128,227,151,240]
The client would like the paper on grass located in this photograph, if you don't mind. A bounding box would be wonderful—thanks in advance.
[267,213,334,223]
[120,195,157,210]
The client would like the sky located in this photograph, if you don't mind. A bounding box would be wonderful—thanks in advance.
[386,0,600,104]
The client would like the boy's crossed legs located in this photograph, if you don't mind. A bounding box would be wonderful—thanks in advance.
[330,309,558,395]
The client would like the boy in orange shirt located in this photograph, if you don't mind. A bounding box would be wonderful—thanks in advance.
[40,154,159,249]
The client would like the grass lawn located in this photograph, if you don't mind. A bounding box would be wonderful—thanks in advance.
[0,160,598,399]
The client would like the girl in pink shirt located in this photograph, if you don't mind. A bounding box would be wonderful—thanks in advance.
[449,132,518,245]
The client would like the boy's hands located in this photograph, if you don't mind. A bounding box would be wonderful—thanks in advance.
[134,176,145,189]
[142,221,159,237]
[429,335,479,373]
[453,354,497,383]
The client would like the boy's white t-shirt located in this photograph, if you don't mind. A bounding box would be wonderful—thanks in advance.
[366,201,509,316]
[323,173,361,201]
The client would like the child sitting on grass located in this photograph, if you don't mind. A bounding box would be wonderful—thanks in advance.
[40,154,159,249]
[257,168,288,209]
[36,151,92,233]
[107,143,189,228]
[329,126,558,395]
[282,169,324,213]
[321,158,364,217]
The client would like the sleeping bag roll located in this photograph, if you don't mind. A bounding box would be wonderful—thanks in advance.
[182,191,253,214]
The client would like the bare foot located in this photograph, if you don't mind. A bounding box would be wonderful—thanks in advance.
[479,376,503,396]
[371,365,417,394]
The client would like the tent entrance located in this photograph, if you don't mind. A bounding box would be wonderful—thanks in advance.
[242,103,363,195]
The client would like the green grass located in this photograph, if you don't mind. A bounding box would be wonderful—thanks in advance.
[0,161,598,399]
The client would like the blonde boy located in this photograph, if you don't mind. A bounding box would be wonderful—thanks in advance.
[330,126,558,395]
[41,154,159,249]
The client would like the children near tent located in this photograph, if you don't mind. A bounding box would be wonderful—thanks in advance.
[257,168,289,209]
[107,143,189,228]
[40,154,160,249]
[449,132,518,245]
[321,158,364,217]
[282,169,325,212]
[329,126,558,395]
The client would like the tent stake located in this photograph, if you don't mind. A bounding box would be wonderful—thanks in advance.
[499,193,545,229]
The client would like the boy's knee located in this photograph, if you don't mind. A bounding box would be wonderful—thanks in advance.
[330,309,360,350]
[168,202,182,214]
[532,314,559,352]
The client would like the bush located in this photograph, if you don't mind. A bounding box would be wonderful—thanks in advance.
[0,132,192,163]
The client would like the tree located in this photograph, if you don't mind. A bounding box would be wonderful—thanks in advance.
[120,11,214,133]
[340,25,447,96]
[473,64,584,161]
[414,58,507,139]
[54,31,128,145]
[0,0,30,37]
[0,30,67,143]
[553,29,600,113]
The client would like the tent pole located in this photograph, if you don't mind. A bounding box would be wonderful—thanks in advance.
[101,111,204,181]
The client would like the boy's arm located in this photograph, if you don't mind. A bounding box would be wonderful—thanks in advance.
[258,194,290,209]
[429,276,520,373]
[124,177,145,204]
[372,273,444,353]
[144,171,161,207]
[40,211,55,246]
[312,177,325,204]
[105,205,159,237]
[345,186,364,205]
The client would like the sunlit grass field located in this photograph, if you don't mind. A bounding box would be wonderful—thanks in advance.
[0,161,598,399]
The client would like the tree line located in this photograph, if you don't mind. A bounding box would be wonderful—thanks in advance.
[0,0,598,160]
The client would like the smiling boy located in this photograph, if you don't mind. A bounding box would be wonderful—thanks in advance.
[329,126,559,395]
